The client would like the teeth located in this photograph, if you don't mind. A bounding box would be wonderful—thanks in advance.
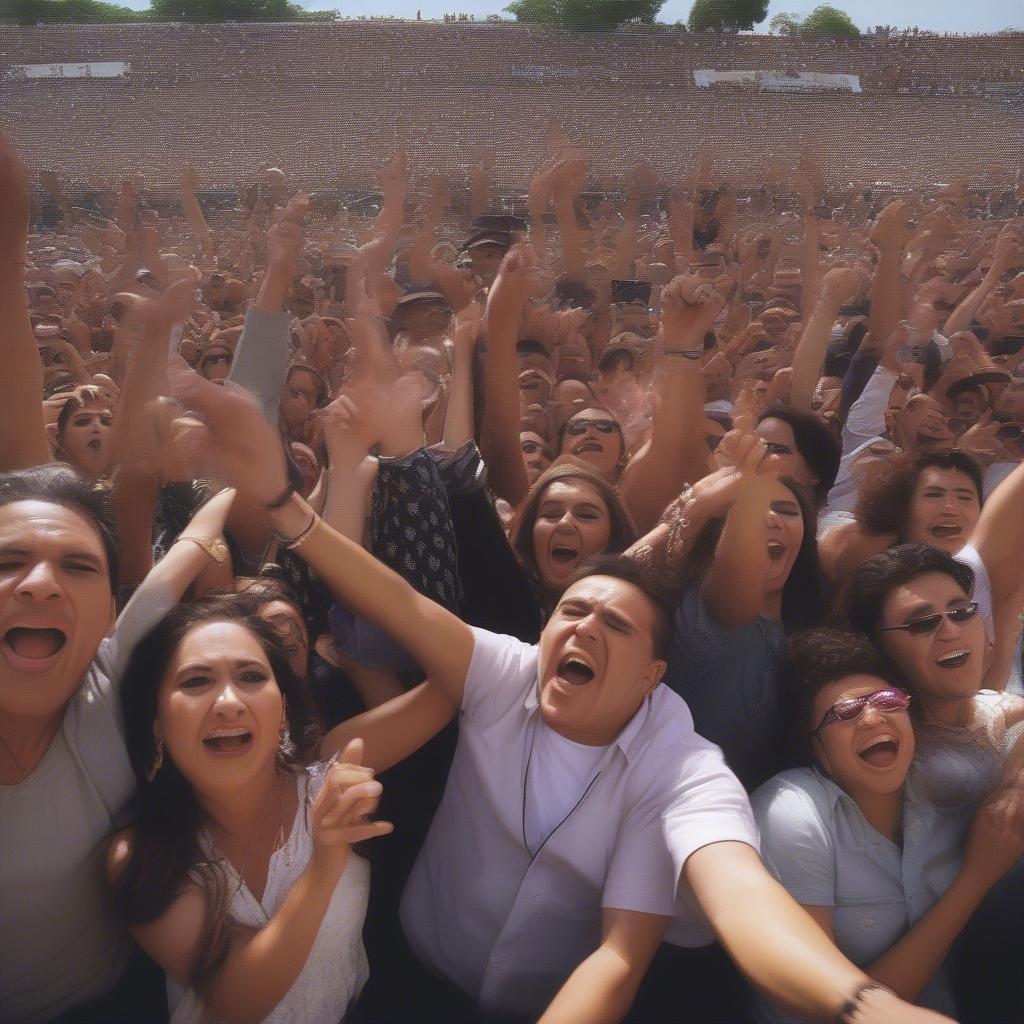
[936,649,969,665]
[857,734,898,754]
[205,727,249,740]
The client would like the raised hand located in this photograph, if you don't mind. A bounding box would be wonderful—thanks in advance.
[870,199,913,252]
[486,243,550,324]
[819,265,864,307]
[267,219,303,269]
[0,133,29,265]
[310,738,393,883]
[659,274,727,353]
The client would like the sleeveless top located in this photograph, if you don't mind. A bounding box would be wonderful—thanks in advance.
[908,690,1024,823]
[168,761,370,1024]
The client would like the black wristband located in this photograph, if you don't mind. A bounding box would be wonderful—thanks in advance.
[263,483,296,511]
[663,348,705,361]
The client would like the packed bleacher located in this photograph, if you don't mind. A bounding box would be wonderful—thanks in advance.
[4,19,1024,1024]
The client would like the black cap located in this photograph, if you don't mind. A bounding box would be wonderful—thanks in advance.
[461,229,515,254]
[471,214,528,234]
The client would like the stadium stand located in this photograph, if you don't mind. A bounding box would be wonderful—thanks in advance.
[2,23,1022,194]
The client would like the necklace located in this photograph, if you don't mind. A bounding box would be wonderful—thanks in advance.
[212,773,285,898]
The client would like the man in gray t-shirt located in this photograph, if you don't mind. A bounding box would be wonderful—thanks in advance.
[0,468,231,1024]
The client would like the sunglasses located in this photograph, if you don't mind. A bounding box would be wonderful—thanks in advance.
[566,418,620,436]
[764,441,793,456]
[812,688,912,736]
[878,601,979,637]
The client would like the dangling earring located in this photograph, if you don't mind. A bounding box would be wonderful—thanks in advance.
[146,738,165,783]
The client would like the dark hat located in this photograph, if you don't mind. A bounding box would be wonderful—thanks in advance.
[471,214,528,234]
[394,290,450,312]
[461,229,515,254]
[946,370,1012,402]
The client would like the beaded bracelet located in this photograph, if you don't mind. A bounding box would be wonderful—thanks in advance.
[835,983,893,1023]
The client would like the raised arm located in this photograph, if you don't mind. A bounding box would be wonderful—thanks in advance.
[620,275,724,533]
[168,352,475,705]
[480,244,548,506]
[943,222,1024,336]
[551,154,588,279]
[180,164,214,260]
[702,436,781,630]
[970,459,1024,606]
[789,267,863,412]
[867,200,912,357]
[0,133,49,471]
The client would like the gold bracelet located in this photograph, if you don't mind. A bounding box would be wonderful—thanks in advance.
[272,512,319,550]
[176,536,228,564]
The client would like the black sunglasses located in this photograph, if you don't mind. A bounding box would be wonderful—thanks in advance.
[566,418,620,436]
[878,601,979,637]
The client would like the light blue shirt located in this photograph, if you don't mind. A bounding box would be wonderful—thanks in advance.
[751,767,962,1020]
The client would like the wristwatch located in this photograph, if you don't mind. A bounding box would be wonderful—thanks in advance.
[176,536,228,563]
[663,348,705,360]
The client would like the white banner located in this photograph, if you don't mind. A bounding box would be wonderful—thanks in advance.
[694,69,861,94]
[6,62,130,80]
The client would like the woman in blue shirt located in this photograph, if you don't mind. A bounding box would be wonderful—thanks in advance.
[752,629,1024,1021]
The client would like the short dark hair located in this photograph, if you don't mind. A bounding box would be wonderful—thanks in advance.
[570,553,671,659]
[846,543,975,639]
[856,448,984,539]
[598,348,634,374]
[786,629,906,747]
[0,463,119,590]
[756,403,841,507]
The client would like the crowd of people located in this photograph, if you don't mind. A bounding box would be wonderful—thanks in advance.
[4,124,1024,1024]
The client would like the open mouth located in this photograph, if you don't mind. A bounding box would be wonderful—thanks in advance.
[767,541,786,562]
[3,626,67,662]
[557,654,595,686]
[936,649,970,669]
[930,524,962,540]
[574,441,604,455]
[550,545,578,565]
[857,734,900,768]
[203,727,253,752]
[86,438,103,451]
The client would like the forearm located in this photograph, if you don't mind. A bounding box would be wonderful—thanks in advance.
[554,189,586,277]
[689,844,867,1023]
[322,438,374,544]
[113,469,161,593]
[538,947,643,1024]
[0,272,49,470]
[271,495,473,695]
[704,497,770,627]
[943,271,998,336]
[791,295,843,412]
[868,247,904,358]
[442,344,474,450]
[972,459,1024,603]
[611,207,639,279]
[182,188,213,256]
[866,871,990,1002]
[227,306,292,426]
[619,361,706,533]
[801,213,821,315]
[204,864,340,1024]
[480,308,530,505]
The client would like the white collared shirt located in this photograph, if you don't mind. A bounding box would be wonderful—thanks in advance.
[400,627,758,1018]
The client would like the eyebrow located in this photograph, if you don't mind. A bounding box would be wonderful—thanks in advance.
[0,545,103,569]
[902,602,935,621]
[177,658,267,675]
[770,501,800,513]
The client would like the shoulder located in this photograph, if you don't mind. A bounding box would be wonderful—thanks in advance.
[751,769,833,832]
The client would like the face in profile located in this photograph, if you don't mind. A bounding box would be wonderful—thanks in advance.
[155,620,285,792]
[0,500,115,723]
[536,575,666,745]
[531,479,613,596]
[755,417,819,495]
[520,431,551,485]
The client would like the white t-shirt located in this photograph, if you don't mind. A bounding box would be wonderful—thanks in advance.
[525,728,609,855]
[401,627,758,1018]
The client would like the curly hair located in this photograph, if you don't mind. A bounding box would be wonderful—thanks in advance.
[856,448,983,539]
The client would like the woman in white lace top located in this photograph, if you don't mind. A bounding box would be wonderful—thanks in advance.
[106,597,394,1024]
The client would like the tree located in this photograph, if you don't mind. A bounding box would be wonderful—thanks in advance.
[769,5,859,37]
[148,0,316,20]
[687,0,769,32]
[801,5,859,36]
[7,0,148,23]
[503,0,665,30]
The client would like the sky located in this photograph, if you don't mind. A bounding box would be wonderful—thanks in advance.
[111,0,1023,33]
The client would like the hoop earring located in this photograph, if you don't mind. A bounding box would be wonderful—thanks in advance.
[146,738,165,783]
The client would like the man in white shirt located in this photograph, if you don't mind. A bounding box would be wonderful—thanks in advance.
[182,336,954,1024]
